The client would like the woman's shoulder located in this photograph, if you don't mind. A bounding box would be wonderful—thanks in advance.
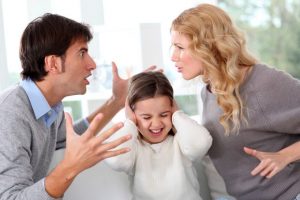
[248,63,274,80]
[243,63,299,91]
[252,63,297,80]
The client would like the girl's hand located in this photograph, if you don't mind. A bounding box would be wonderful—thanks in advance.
[244,147,289,178]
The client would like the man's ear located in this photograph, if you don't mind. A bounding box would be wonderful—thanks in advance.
[44,55,61,73]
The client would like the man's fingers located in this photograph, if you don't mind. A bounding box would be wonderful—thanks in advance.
[98,133,132,159]
[144,65,157,71]
[111,61,119,79]
[144,65,163,73]
[85,113,104,138]
[65,112,74,136]
[100,148,131,160]
[100,134,132,152]
[96,122,124,141]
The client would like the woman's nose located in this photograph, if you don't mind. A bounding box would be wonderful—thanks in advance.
[171,48,180,62]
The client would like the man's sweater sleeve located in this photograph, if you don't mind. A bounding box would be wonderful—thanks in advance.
[73,118,89,135]
[173,110,212,161]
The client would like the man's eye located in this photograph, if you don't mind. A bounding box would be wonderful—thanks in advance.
[80,51,85,57]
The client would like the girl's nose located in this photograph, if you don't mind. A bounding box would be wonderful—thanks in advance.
[151,118,162,127]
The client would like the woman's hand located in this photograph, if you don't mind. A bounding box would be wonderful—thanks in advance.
[244,147,290,178]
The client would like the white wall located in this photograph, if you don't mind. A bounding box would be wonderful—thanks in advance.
[0,0,9,90]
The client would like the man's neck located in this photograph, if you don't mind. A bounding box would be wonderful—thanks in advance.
[35,80,64,107]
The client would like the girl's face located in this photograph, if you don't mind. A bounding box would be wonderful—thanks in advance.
[134,96,173,144]
[170,30,204,80]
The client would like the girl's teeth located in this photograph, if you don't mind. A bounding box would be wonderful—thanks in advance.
[151,129,161,133]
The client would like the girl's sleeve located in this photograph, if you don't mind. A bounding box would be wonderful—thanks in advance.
[173,110,212,161]
[104,119,138,174]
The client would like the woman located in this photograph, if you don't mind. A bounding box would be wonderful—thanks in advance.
[170,3,300,200]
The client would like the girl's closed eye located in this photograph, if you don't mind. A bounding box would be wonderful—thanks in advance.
[161,112,171,118]
[140,115,151,120]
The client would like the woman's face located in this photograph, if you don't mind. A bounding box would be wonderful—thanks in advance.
[170,30,204,80]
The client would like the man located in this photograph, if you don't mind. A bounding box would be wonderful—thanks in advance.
[0,13,137,199]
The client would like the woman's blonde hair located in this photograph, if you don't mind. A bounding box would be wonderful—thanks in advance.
[171,4,257,134]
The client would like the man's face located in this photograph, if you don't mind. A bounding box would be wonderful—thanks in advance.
[58,39,96,96]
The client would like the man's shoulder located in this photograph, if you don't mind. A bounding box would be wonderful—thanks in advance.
[0,85,30,110]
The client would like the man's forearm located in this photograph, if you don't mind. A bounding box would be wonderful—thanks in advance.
[86,96,124,132]
[45,160,78,198]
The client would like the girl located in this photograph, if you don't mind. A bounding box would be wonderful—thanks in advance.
[105,71,212,200]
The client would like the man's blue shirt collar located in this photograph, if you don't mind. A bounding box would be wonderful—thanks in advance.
[20,79,63,127]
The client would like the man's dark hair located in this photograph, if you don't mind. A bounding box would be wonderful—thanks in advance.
[19,13,93,81]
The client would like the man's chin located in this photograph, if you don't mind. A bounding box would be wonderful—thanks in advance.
[69,88,87,96]
[80,89,87,95]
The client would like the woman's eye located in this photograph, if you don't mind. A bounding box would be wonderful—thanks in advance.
[174,44,184,50]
